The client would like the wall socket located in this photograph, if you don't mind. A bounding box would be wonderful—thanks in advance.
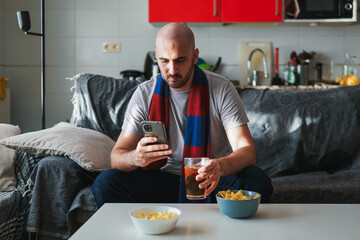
[103,42,121,53]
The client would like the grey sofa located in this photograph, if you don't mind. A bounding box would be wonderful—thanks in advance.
[71,73,360,204]
[1,73,359,240]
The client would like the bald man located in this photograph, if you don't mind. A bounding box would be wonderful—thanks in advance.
[92,23,272,207]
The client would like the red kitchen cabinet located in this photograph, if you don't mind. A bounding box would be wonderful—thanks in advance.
[221,0,282,22]
[149,0,282,23]
[149,0,221,22]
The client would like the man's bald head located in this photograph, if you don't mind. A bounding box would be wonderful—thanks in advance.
[154,23,199,91]
[156,23,195,51]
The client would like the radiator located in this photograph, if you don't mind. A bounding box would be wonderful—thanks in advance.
[0,88,11,123]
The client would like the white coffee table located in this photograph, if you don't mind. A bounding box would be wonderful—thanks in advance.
[70,203,360,240]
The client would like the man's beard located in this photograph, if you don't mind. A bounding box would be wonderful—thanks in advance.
[164,64,194,89]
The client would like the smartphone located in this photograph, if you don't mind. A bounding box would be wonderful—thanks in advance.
[141,121,168,145]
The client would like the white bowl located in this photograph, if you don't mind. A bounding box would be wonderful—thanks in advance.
[129,206,181,235]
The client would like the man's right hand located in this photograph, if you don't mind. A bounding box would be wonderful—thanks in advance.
[110,131,172,171]
[134,137,172,168]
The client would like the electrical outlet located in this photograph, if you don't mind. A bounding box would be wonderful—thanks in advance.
[103,42,121,53]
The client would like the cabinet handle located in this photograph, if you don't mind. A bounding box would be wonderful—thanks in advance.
[213,0,218,17]
[275,0,279,16]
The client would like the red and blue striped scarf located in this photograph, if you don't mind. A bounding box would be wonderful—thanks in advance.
[148,65,211,202]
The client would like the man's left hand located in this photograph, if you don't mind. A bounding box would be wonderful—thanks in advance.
[196,159,221,196]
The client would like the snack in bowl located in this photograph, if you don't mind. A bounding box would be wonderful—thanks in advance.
[216,189,261,218]
[129,206,181,235]
[218,189,260,200]
[137,210,178,220]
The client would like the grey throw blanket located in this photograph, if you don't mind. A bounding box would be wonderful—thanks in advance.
[0,152,41,240]
[70,73,140,141]
[26,156,98,239]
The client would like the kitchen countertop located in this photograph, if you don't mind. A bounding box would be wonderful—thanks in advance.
[235,83,340,90]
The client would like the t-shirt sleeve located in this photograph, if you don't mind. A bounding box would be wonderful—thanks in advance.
[219,80,249,130]
[121,85,149,136]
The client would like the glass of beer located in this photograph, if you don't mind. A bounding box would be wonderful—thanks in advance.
[184,157,210,200]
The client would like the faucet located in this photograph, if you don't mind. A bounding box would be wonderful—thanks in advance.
[247,48,269,86]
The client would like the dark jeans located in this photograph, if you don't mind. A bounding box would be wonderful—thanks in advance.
[91,166,273,208]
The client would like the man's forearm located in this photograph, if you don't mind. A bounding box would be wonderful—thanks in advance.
[110,148,138,172]
[216,146,256,176]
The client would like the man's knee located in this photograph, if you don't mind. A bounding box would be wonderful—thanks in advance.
[238,166,273,202]
[241,166,272,184]
[92,169,121,208]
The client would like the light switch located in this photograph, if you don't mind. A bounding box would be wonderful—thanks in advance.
[103,42,121,53]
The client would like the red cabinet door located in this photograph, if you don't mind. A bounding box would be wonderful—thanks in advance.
[149,0,221,22]
[221,0,282,22]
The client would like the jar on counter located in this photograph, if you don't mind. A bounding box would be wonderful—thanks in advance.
[343,53,357,76]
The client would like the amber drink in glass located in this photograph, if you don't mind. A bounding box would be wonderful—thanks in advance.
[184,157,210,200]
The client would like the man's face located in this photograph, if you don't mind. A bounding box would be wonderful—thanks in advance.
[155,40,199,91]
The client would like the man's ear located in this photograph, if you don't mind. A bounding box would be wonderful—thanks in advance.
[193,48,199,65]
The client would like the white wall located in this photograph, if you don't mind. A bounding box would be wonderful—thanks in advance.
[0,0,4,66]
[1,0,360,132]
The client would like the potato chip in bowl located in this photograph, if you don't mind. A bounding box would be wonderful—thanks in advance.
[217,189,260,200]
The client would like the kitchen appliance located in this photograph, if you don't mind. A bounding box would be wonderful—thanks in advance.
[284,0,357,22]
[120,70,143,80]
[315,62,323,83]
[144,51,159,80]
[298,50,316,85]
[120,51,160,81]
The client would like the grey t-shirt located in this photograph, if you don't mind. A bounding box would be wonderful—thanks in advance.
[122,70,249,175]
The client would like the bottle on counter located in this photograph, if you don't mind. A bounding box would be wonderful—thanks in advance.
[353,56,358,76]
[286,58,300,85]
[283,61,290,86]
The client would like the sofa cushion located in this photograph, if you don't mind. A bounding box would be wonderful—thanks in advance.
[0,124,21,191]
[271,170,360,203]
[0,122,115,172]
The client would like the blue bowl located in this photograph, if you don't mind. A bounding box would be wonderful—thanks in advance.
[216,190,261,218]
